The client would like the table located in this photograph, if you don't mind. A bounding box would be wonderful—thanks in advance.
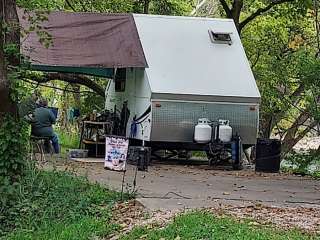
[79,121,113,157]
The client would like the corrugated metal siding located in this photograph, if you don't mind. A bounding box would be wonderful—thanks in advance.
[151,100,259,145]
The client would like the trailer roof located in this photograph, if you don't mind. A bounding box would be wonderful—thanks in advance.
[19,10,147,77]
[133,14,260,102]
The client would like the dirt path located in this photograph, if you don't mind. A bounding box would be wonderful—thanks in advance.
[48,160,320,210]
[43,158,320,233]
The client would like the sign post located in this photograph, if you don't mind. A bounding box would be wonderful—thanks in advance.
[104,135,129,200]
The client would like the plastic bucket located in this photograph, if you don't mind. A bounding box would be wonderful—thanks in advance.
[255,138,281,173]
[68,149,88,158]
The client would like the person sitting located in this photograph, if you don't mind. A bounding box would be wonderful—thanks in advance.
[18,91,40,122]
[31,99,60,154]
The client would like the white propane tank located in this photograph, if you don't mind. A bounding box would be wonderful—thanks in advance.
[216,119,232,142]
[194,118,212,143]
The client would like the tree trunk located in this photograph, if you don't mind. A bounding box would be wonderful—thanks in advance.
[219,0,295,35]
[281,111,312,156]
[61,90,69,131]
[281,120,318,157]
[0,24,12,115]
[143,0,150,14]
[260,114,273,138]
[4,0,20,66]
[231,0,243,31]
[71,84,81,109]
[0,2,15,116]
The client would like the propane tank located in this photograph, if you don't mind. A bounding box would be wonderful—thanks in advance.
[194,118,212,143]
[215,119,232,142]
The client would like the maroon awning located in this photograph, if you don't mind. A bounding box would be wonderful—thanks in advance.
[18,9,148,71]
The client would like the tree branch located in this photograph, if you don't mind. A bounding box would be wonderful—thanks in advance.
[190,0,208,15]
[143,0,150,14]
[250,50,261,70]
[282,119,318,156]
[314,0,320,57]
[281,93,320,155]
[231,0,243,26]
[25,72,106,98]
[239,0,294,31]
[23,78,95,95]
[65,0,76,11]
[218,0,233,18]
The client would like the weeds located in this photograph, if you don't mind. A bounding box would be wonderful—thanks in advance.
[0,160,121,240]
[56,129,80,153]
[282,150,320,178]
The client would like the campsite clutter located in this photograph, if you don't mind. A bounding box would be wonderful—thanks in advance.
[19,10,281,174]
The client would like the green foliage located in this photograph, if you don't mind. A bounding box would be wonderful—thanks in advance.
[0,116,29,209]
[8,217,115,240]
[80,92,105,115]
[1,169,121,239]
[283,150,320,177]
[241,1,320,145]
[57,129,80,153]
[121,211,318,240]
[17,0,194,15]
[150,0,193,15]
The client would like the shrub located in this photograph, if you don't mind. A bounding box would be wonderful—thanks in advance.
[0,115,29,210]
[284,150,320,177]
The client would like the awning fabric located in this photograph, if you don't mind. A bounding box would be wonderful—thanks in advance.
[18,9,148,77]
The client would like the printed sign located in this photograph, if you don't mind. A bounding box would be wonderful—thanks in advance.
[104,136,129,171]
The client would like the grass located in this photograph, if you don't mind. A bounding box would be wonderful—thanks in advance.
[120,211,320,240]
[0,167,121,240]
[56,129,80,153]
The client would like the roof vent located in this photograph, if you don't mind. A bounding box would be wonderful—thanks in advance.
[208,30,232,45]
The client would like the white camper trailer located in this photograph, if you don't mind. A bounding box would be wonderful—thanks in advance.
[105,14,260,149]
[19,9,260,166]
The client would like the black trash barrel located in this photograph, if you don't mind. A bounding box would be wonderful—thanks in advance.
[255,138,281,173]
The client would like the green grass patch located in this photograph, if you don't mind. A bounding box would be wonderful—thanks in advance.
[0,169,121,240]
[56,129,80,153]
[121,211,319,240]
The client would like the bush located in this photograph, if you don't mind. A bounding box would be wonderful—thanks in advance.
[0,168,121,239]
[283,150,320,177]
[0,115,29,209]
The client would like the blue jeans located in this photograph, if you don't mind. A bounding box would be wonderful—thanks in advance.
[50,133,60,154]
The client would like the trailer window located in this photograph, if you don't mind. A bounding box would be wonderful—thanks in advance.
[115,68,126,92]
[208,30,232,45]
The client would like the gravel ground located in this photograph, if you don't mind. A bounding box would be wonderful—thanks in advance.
[108,200,320,240]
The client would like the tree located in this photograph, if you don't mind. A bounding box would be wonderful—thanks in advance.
[217,0,299,34]
[191,0,219,17]
[0,0,19,116]
[240,2,319,156]
[0,19,12,115]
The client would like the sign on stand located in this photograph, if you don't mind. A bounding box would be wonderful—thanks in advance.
[104,136,129,171]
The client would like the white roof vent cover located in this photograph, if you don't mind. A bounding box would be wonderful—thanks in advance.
[208,30,232,45]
